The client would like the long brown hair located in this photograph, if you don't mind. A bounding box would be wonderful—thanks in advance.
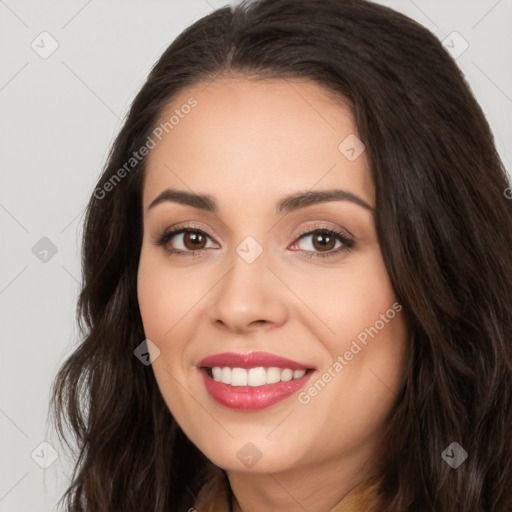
[50,0,512,510]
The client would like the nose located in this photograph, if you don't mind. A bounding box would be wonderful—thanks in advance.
[209,247,288,334]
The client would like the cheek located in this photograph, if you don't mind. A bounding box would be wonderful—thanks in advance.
[137,251,204,341]
[294,303,408,459]
[137,252,200,422]
[290,249,409,412]
[137,267,171,342]
[288,249,401,352]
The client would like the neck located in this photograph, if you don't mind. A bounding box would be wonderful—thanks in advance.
[228,452,379,512]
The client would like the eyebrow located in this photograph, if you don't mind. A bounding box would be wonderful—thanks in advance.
[147,188,375,213]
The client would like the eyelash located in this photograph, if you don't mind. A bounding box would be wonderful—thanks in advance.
[153,223,355,259]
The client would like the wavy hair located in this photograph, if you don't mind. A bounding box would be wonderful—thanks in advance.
[50,0,512,510]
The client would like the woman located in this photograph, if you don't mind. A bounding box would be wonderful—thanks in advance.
[50,0,512,510]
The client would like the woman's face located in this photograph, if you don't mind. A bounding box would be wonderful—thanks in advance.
[137,77,409,477]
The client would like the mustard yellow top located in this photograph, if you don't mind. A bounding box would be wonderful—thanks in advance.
[193,467,382,512]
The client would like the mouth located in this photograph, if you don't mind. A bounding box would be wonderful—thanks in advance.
[197,352,316,411]
[205,366,311,386]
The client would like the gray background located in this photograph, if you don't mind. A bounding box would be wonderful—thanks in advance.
[1,0,511,510]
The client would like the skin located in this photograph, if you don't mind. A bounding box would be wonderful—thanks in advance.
[137,76,409,512]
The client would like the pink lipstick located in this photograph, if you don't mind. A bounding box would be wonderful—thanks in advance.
[198,352,315,411]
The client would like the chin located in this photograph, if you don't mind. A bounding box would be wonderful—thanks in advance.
[197,436,306,474]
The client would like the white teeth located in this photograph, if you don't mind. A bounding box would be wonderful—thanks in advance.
[281,369,293,382]
[266,367,281,384]
[231,367,247,386]
[221,367,232,385]
[248,367,266,387]
[210,366,308,386]
[293,369,306,379]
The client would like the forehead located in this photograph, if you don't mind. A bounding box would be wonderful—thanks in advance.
[142,76,374,209]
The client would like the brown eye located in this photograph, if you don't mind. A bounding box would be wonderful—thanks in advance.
[310,232,337,252]
[296,230,344,253]
[290,227,355,258]
[156,228,218,255]
[182,231,207,250]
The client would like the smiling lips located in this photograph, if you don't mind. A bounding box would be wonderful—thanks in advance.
[198,352,315,411]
